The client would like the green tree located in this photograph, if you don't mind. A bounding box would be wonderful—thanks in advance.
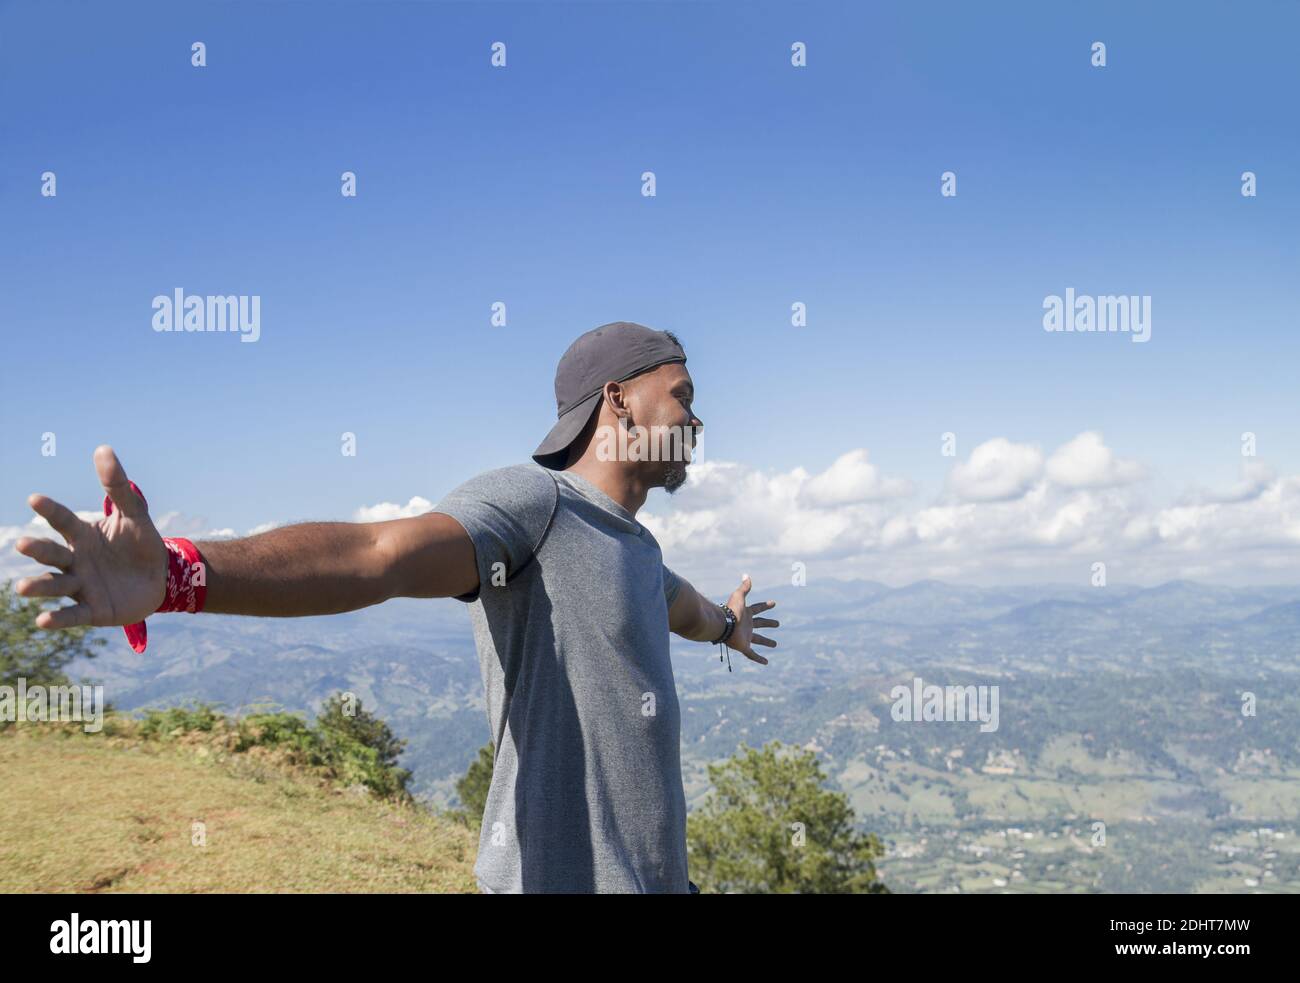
[0,579,106,690]
[312,693,412,800]
[316,693,406,767]
[687,740,889,894]
[451,741,494,829]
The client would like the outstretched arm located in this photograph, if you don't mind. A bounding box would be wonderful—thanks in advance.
[667,572,779,665]
[13,445,479,628]
[195,510,478,616]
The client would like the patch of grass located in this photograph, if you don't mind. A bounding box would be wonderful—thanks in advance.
[0,718,479,893]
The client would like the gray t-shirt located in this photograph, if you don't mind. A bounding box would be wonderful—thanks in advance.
[431,462,689,893]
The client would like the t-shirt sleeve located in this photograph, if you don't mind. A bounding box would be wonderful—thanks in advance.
[429,464,556,603]
[663,564,683,608]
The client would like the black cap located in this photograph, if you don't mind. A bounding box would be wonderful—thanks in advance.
[532,321,687,470]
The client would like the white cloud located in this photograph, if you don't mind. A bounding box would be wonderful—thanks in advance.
[1193,460,1275,504]
[353,496,435,523]
[643,442,1300,590]
[1126,471,1300,552]
[150,510,237,539]
[799,449,913,506]
[0,508,246,585]
[0,495,436,586]
[5,442,1300,596]
[245,521,286,536]
[947,438,1043,502]
[1046,431,1145,488]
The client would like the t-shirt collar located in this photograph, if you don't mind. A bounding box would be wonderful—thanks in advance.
[555,469,643,531]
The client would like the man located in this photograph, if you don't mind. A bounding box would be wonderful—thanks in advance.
[12,321,780,893]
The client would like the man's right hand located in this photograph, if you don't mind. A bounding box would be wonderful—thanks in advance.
[13,445,166,629]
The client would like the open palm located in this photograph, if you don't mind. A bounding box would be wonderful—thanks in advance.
[13,445,166,629]
[724,574,779,665]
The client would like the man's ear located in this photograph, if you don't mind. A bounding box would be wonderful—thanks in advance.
[604,380,633,427]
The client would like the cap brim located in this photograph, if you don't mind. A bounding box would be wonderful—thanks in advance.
[532,391,602,470]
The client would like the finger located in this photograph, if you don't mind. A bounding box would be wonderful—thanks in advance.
[35,603,93,630]
[747,600,776,613]
[14,536,75,570]
[752,617,780,628]
[741,646,769,666]
[736,573,752,597]
[27,494,84,543]
[16,572,82,599]
[96,445,147,520]
[751,633,777,648]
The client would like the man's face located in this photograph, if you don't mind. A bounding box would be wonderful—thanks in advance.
[626,362,703,494]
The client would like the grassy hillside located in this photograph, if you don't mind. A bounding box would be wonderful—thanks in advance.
[0,719,479,893]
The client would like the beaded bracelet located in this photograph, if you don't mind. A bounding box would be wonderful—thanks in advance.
[712,602,737,671]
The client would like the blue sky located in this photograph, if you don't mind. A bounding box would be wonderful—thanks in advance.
[3,0,1299,589]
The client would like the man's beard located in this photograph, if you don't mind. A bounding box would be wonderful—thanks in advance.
[661,429,697,493]
[663,464,687,494]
